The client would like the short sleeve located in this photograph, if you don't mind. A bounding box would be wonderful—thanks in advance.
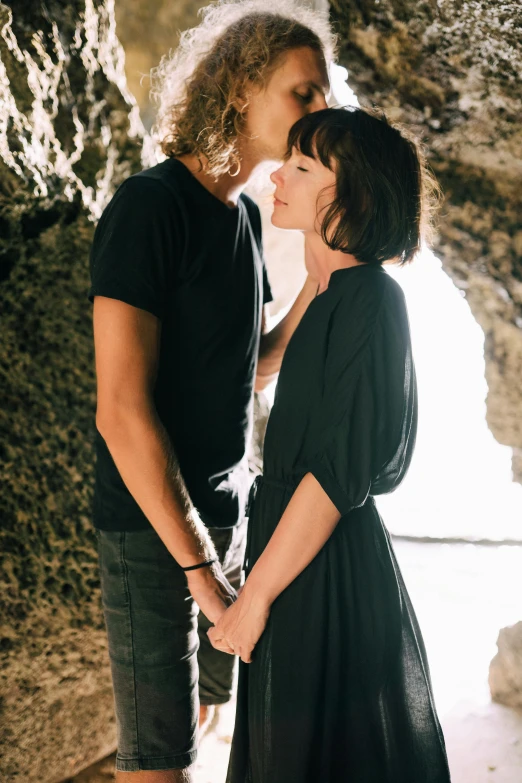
[242,194,273,305]
[307,279,415,517]
[262,262,274,305]
[88,176,181,320]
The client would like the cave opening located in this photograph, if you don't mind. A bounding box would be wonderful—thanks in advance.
[381,250,522,543]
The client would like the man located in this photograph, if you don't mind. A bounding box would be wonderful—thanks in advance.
[89,3,333,780]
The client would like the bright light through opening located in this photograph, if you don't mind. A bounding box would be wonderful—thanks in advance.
[378,250,522,541]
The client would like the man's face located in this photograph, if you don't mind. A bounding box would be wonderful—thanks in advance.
[243,47,329,162]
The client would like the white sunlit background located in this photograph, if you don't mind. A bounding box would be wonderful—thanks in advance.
[382,252,522,542]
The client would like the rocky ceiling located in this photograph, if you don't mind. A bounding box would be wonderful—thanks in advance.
[329,0,522,481]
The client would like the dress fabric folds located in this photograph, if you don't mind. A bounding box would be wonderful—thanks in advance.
[226,265,451,783]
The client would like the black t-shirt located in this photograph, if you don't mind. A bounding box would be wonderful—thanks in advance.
[88,158,273,530]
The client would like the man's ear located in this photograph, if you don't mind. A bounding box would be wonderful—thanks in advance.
[231,91,249,118]
[232,79,257,117]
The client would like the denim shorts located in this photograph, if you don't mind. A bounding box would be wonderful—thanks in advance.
[97,518,247,772]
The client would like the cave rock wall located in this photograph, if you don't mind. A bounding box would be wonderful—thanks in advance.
[0,1,146,780]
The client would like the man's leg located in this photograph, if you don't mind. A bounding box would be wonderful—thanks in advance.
[197,517,247,721]
[98,529,200,781]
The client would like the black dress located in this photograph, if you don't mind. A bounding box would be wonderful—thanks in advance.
[226,265,451,783]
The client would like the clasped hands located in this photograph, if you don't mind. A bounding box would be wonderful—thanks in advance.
[207,586,270,664]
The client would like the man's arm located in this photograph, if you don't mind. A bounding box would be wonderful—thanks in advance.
[93,296,236,622]
[255,274,318,391]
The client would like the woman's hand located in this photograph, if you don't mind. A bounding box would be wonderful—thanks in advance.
[207,587,270,663]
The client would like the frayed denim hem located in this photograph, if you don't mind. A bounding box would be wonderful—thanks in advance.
[115,748,198,771]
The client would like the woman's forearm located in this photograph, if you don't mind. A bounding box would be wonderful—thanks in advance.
[243,472,341,606]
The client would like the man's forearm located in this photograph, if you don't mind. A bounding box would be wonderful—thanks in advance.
[242,472,341,606]
[256,275,318,390]
[97,405,216,567]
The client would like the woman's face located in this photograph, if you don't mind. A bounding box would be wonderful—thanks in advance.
[270,147,337,233]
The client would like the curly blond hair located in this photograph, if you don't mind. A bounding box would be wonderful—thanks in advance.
[150,0,336,177]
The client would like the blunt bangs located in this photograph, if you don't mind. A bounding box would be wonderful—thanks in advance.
[286,109,351,170]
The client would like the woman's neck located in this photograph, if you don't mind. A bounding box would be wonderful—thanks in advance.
[304,232,365,294]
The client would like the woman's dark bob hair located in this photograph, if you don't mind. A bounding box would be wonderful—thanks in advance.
[286,107,441,265]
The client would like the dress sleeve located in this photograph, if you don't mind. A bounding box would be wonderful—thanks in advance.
[307,280,414,517]
[88,176,181,320]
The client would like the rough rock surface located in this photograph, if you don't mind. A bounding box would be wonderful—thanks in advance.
[114,0,206,128]
[329,0,522,481]
[0,1,146,780]
[490,622,522,709]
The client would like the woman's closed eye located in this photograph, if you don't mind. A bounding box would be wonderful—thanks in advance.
[297,166,309,172]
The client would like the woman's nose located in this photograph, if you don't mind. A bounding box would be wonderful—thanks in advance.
[270,166,284,186]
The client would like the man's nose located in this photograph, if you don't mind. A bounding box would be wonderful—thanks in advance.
[309,93,328,112]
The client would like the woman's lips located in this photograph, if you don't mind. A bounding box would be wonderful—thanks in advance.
[274,196,287,207]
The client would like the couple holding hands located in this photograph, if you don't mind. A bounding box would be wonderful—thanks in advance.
[89,2,451,782]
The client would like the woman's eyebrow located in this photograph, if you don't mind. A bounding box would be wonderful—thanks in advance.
[294,150,319,165]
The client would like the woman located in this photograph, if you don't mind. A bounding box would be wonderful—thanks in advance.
[208,107,451,783]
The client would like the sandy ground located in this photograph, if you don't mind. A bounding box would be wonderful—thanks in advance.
[68,540,522,783]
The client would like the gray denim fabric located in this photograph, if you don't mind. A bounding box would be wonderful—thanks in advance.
[97,518,247,772]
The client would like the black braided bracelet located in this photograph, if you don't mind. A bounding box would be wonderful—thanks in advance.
[181,558,216,572]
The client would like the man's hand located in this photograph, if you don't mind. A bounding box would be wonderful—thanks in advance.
[207,588,270,663]
[186,562,237,625]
